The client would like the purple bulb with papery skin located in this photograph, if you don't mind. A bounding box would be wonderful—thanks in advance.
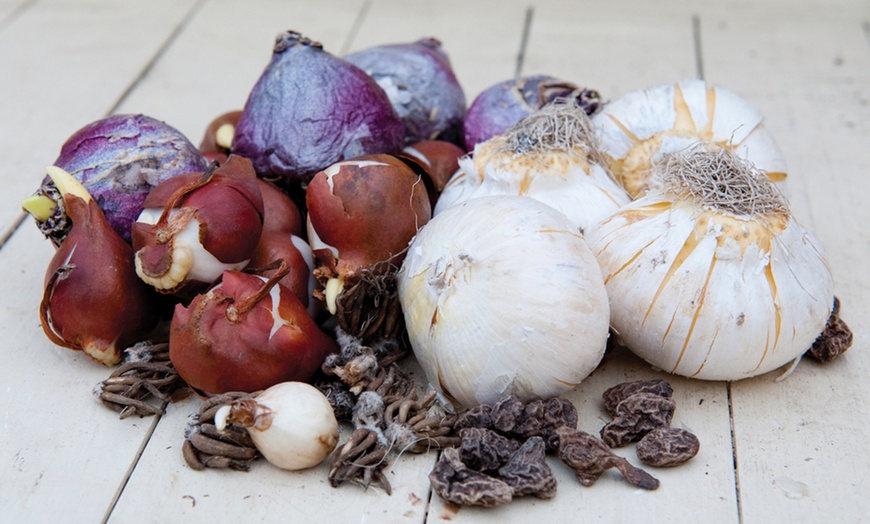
[46,114,206,243]
[345,38,466,146]
[462,75,601,152]
[232,31,405,184]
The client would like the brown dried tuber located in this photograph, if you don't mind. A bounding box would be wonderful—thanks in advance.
[458,428,519,472]
[600,392,676,448]
[601,379,673,417]
[497,436,558,499]
[429,447,514,507]
[556,427,659,490]
[490,396,579,450]
[636,427,700,467]
[807,296,853,363]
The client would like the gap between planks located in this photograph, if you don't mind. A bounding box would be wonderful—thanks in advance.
[692,13,743,524]
[101,403,170,524]
[0,0,37,32]
[0,0,41,247]
[0,0,209,252]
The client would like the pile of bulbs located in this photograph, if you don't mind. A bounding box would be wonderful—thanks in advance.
[22,29,845,477]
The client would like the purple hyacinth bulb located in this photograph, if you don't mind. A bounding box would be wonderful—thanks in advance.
[345,38,466,146]
[463,75,601,152]
[44,114,206,243]
[232,31,405,184]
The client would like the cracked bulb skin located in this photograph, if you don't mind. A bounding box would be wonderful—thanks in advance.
[131,155,264,296]
[169,269,338,395]
[398,195,610,409]
[306,154,431,295]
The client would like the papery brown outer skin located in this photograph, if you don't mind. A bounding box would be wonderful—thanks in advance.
[403,140,465,193]
[132,155,264,264]
[199,110,242,164]
[169,270,338,394]
[43,194,159,365]
[248,231,312,307]
[257,179,303,236]
[403,140,466,206]
[306,154,431,279]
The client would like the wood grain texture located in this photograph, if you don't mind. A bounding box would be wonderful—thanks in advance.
[1,1,867,523]
[701,5,870,522]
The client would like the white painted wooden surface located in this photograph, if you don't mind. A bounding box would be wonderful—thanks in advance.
[1,1,867,523]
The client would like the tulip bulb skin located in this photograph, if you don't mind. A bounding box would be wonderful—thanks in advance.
[40,168,158,366]
[169,270,338,394]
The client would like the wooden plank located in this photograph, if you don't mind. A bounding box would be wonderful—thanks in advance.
[0,1,203,521]
[3,2,868,523]
[0,0,201,244]
[0,0,34,28]
[520,0,700,99]
[700,4,870,523]
[0,224,165,523]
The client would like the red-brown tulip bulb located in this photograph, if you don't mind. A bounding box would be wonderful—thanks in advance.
[199,110,242,164]
[38,166,159,366]
[305,154,431,312]
[132,155,264,295]
[170,265,338,394]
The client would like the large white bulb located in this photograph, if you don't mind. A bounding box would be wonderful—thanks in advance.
[398,195,611,408]
[587,147,832,380]
[434,99,630,235]
[592,79,788,198]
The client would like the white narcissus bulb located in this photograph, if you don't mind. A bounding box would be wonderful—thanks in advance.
[593,79,787,198]
[434,99,630,235]
[587,146,833,381]
[398,195,610,409]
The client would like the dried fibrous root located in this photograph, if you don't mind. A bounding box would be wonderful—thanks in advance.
[314,379,357,421]
[556,427,659,490]
[807,296,853,363]
[652,143,788,218]
[95,341,188,419]
[328,428,393,494]
[335,264,408,345]
[183,391,261,472]
[498,97,605,166]
[367,363,416,400]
